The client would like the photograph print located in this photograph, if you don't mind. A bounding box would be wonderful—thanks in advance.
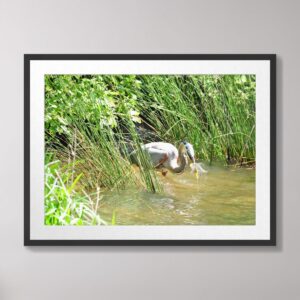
[24,55,276,245]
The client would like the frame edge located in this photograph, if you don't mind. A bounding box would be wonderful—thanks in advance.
[24,55,31,246]
[24,54,277,246]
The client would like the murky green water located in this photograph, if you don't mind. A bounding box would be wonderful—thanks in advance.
[98,164,255,225]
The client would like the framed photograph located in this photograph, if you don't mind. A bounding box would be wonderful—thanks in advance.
[24,54,276,246]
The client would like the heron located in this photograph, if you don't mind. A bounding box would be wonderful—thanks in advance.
[130,141,197,176]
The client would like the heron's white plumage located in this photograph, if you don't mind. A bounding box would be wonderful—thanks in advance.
[130,141,197,174]
[141,142,187,172]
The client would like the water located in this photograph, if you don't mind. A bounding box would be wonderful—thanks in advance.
[97,164,255,225]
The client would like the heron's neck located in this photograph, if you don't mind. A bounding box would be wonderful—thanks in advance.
[172,148,187,173]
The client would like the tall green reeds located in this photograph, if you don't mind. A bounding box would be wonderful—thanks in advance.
[45,74,255,194]
[137,75,255,164]
[44,154,107,225]
[63,121,162,193]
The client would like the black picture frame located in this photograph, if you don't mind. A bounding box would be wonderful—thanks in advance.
[24,54,276,246]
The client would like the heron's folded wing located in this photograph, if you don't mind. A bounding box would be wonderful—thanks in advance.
[145,147,168,166]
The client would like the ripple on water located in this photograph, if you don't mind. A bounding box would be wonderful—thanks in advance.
[98,164,255,225]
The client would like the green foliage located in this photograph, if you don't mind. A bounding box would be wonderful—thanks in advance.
[137,75,256,163]
[44,154,106,225]
[45,75,142,141]
[45,74,162,193]
[45,74,255,194]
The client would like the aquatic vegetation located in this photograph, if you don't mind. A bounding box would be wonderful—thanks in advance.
[45,74,255,190]
[44,154,106,225]
[137,75,255,164]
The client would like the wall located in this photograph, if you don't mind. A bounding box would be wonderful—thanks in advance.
[0,0,299,299]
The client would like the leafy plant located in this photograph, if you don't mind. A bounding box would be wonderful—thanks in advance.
[45,74,255,193]
[44,154,106,225]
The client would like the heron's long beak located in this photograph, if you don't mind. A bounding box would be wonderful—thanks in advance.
[187,152,195,163]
